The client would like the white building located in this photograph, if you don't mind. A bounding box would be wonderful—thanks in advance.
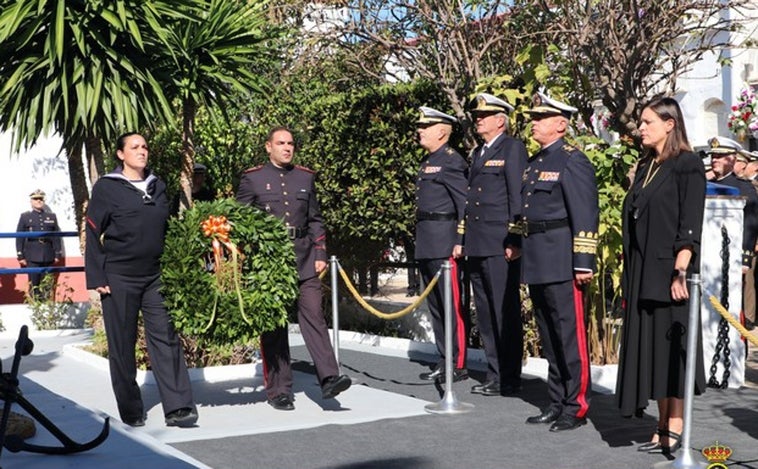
[677,10,758,149]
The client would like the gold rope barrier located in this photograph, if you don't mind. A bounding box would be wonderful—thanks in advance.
[337,265,440,320]
[707,295,758,347]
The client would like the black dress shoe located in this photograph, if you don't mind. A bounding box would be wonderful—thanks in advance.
[124,417,145,427]
[549,415,587,432]
[450,368,469,382]
[421,368,469,382]
[321,374,352,399]
[165,407,198,427]
[419,367,444,381]
[267,394,295,411]
[471,380,500,396]
[525,407,561,424]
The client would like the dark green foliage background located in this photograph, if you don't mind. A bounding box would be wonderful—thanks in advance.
[161,199,299,346]
[296,80,454,269]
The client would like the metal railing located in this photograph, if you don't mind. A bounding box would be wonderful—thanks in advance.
[0,231,84,275]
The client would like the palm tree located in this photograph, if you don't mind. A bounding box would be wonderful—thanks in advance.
[156,0,275,211]
[0,0,184,233]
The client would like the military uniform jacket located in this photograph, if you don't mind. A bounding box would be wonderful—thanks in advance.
[463,133,528,257]
[16,209,62,263]
[709,172,758,266]
[414,144,468,260]
[520,139,599,284]
[236,162,327,280]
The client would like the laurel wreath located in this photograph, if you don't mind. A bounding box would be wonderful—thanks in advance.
[161,199,299,346]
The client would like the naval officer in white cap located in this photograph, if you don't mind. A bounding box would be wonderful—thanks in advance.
[414,106,470,382]
[461,93,528,397]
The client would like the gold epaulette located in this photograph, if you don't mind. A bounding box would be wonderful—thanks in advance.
[573,231,598,254]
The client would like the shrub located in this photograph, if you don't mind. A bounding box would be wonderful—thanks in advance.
[26,275,74,330]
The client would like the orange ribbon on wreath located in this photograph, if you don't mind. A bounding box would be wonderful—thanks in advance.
[202,215,232,267]
[200,215,250,330]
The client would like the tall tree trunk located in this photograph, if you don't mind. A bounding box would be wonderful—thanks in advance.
[66,141,89,255]
[85,133,106,185]
[179,99,197,213]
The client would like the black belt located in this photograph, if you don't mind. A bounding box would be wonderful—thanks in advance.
[517,218,569,237]
[416,211,456,221]
[286,225,308,239]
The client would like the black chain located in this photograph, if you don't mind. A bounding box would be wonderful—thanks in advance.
[708,226,732,389]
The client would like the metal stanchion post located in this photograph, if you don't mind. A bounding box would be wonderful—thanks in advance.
[425,261,474,414]
[330,256,340,371]
[652,273,706,469]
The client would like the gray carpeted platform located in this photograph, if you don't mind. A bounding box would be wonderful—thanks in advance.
[1,330,757,469]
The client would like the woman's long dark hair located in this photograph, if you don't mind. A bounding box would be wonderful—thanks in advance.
[641,97,691,161]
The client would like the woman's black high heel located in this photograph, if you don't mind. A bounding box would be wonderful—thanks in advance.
[662,430,682,454]
[649,429,681,454]
[638,428,664,452]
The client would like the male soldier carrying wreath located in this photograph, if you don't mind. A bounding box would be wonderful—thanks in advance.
[236,126,351,411]
[414,106,470,383]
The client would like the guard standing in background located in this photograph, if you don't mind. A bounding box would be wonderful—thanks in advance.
[236,126,351,411]
[414,106,470,382]
[734,150,750,178]
[191,163,215,202]
[519,92,599,432]
[458,93,528,397]
[706,136,758,329]
[16,189,62,300]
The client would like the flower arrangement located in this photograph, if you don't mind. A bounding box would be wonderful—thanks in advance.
[727,86,758,139]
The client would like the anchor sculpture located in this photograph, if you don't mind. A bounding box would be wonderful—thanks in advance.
[0,326,109,465]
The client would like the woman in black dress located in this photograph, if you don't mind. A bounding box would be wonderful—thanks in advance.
[616,97,706,454]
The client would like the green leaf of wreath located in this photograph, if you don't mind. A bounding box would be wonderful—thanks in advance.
[161,199,299,346]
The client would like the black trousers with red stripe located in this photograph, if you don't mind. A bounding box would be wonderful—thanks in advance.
[419,257,468,369]
[529,279,591,418]
[260,275,339,399]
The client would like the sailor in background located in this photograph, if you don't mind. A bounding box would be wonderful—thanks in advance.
[706,136,758,329]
